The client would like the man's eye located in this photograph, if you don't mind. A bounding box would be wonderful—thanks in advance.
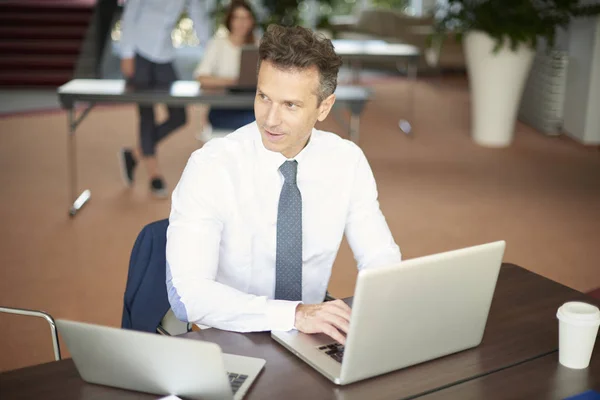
[286,102,296,109]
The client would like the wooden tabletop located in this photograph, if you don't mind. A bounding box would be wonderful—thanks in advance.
[180,263,599,400]
[1,263,598,400]
[418,345,600,400]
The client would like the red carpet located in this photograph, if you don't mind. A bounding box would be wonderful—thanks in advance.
[0,0,95,87]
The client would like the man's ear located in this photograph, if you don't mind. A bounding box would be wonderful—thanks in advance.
[317,93,336,122]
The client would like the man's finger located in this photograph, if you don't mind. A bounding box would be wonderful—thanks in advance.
[322,302,351,322]
[328,299,352,314]
[320,322,346,345]
[321,312,350,334]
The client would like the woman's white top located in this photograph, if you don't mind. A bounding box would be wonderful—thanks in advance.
[194,35,243,79]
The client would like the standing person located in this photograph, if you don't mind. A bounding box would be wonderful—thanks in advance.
[118,0,209,198]
[166,25,402,344]
[194,0,258,134]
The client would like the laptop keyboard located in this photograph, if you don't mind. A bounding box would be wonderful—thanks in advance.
[227,372,248,394]
[318,343,345,363]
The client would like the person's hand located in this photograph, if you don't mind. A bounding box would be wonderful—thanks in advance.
[225,77,238,87]
[294,300,351,345]
[121,58,135,78]
[196,76,238,89]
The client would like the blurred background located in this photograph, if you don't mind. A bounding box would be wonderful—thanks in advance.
[0,0,599,373]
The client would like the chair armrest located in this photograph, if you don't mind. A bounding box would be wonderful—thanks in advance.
[0,306,61,361]
[324,291,337,302]
[158,308,193,336]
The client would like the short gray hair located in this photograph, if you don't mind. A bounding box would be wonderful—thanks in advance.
[258,25,343,104]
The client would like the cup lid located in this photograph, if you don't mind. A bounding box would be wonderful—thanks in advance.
[557,302,600,327]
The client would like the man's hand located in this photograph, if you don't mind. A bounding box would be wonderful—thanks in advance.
[121,58,135,78]
[294,300,352,345]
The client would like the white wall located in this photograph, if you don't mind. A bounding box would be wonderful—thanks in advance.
[584,19,600,144]
[563,15,600,145]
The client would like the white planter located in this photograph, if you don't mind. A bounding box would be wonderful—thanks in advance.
[464,31,536,147]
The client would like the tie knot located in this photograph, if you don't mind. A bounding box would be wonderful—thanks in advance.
[279,160,298,184]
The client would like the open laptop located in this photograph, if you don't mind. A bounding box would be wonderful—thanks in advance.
[227,45,259,93]
[271,240,506,385]
[56,319,265,400]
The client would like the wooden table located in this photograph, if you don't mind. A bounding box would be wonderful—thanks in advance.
[1,264,598,399]
[418,346,600,400]
[179,264,599,400]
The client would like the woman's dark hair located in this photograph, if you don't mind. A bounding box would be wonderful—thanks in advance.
[224,0,256,45]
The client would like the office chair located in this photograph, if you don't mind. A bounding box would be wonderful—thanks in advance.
[0,306,61,361]
[122,219,192,336]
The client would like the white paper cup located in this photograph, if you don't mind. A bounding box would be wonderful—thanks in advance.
[556,302,600,369]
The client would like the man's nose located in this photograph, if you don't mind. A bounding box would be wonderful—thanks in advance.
[264,104,281,128]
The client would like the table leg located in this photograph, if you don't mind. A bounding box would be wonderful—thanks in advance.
[350,59,361,85]
[329,98,366,144]
[67,105,93,217]
[398,59,418,136]
[349,112,360,144]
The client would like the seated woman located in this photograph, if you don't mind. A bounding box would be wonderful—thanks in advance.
[194,0,257,133]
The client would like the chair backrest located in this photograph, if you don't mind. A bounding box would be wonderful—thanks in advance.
[122,219,190,335]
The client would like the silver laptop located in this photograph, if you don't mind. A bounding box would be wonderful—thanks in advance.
[228,45,259,93]
[56,319,265,400]
[271,241,506,385]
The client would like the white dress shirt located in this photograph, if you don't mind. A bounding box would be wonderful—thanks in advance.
[120,0,209,63]
[166,122,401,332]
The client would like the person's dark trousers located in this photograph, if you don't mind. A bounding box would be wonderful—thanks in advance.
[130,53,187,157]
[208,108,255,130]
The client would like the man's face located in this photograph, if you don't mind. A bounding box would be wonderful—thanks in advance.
[254,60,335,158]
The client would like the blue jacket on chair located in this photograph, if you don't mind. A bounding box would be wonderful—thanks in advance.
[121,219,171,333]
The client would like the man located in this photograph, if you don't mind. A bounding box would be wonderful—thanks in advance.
[118,0,209,197]
[166,25,401,344]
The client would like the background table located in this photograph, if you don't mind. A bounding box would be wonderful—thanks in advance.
[332,39,421,136]
[57,80,371,217]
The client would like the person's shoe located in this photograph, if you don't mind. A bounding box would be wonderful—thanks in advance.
[119,148,137,187]
[150,177,168,198]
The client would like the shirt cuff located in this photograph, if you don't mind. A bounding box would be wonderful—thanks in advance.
[266,299,302,331]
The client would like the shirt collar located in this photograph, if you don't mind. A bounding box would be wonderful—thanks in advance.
[253,126,316,171]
